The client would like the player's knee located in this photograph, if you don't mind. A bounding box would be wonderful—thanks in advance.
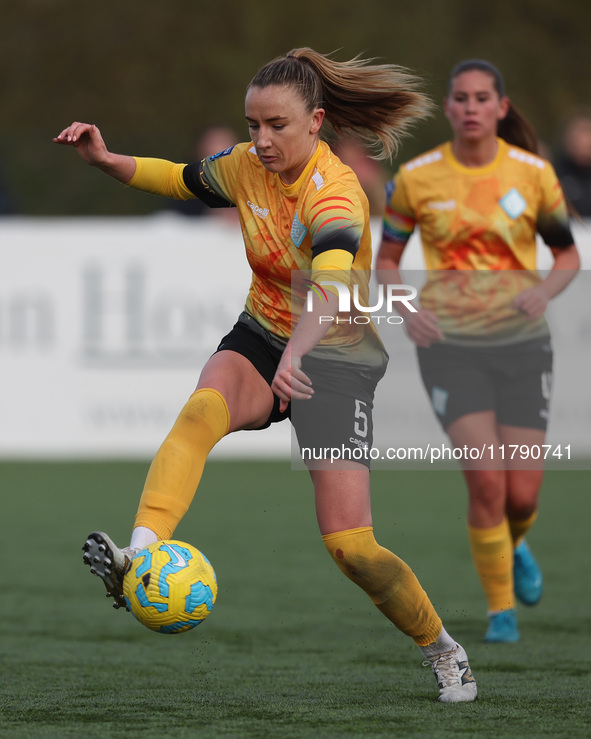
[175,388,230,438]
[467,469,505,509]
[506,497,538,521]
[322,527,404,600]
[506,471,542,519]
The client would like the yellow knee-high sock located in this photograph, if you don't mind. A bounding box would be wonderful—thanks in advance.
[468,520,514,612]
[508,511,538,547]
[322,526,442,646]
[134,388,230,540]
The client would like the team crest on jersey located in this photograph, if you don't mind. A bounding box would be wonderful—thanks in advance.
[291,214,308,247]
[499,188,526,219]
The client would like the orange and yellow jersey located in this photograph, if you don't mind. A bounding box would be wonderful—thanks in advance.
[181,140,376,347]
[382,138,574,342]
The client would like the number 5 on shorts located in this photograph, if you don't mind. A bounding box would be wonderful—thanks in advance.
[354,399,368,438]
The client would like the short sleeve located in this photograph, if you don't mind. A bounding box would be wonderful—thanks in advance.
[306,183,365,260]
[183,144,249,207]
[382,170,416,245]
[536,161,574,248]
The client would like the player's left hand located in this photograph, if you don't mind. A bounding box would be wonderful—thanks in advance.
[512,286,549,320]
[272,345,314,412]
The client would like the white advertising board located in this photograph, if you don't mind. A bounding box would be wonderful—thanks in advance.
[0,215,291,458]
[0,215,589,460]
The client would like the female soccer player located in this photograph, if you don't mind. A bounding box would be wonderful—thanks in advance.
[55,48,477,702]
[377,59,580,643]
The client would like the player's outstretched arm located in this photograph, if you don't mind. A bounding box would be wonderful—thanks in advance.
[53,122,136,184]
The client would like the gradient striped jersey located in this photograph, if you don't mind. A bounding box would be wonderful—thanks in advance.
[182,141,373,341]
[382,138,575,342]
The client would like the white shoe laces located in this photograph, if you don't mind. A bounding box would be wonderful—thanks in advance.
[121,547,139,571]
[423,648,461,688]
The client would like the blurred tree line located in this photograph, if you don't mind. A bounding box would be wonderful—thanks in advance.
[1,0,590,215]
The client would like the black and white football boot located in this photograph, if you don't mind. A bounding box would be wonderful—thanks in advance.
[82,531,138,610]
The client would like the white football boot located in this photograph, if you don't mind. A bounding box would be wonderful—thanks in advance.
[424,643,478,703]
[82,531,138,610]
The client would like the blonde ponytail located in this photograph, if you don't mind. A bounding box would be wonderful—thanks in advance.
[248,48,432,160]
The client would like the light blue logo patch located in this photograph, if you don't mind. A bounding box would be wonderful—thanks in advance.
[291,214,308,247]
[432,386,449,416]
[499,188,526,219]
[208,145,235,161]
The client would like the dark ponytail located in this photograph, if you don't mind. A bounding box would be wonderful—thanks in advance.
[497,103,538,154]
[448,59,538,154]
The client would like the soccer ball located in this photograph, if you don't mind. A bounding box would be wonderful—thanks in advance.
[123,540,217,634]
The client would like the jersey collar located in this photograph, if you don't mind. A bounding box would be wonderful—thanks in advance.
[278,141,324,196]
[444,137,507,175]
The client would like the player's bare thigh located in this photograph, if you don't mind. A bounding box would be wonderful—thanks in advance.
[446,410,499,457]
[446,412,544,525]
[446,411,506,526]
[196,350,274,432]
[311,463,373,535]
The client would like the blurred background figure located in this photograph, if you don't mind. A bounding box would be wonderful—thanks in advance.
[333,135,387,216]
[553,109,591,218]
[167,126,239,219]
[377,58,579,646]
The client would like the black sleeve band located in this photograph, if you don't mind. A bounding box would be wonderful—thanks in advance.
[536,217,575,249]
[311,230,360,260]
[182,161,235,209]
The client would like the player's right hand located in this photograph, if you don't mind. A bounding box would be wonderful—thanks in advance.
[53,122,109,167]
[272,344,314,413]
[405,308,444,347]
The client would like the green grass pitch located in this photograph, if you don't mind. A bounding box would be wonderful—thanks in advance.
[1,459,590,738]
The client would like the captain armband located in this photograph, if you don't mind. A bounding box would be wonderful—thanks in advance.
[311,249,354,297]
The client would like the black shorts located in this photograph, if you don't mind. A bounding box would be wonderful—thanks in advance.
[215,312,386,467]
[417,337,553,431]
[215,312,290,428]
[295,351,382,468]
